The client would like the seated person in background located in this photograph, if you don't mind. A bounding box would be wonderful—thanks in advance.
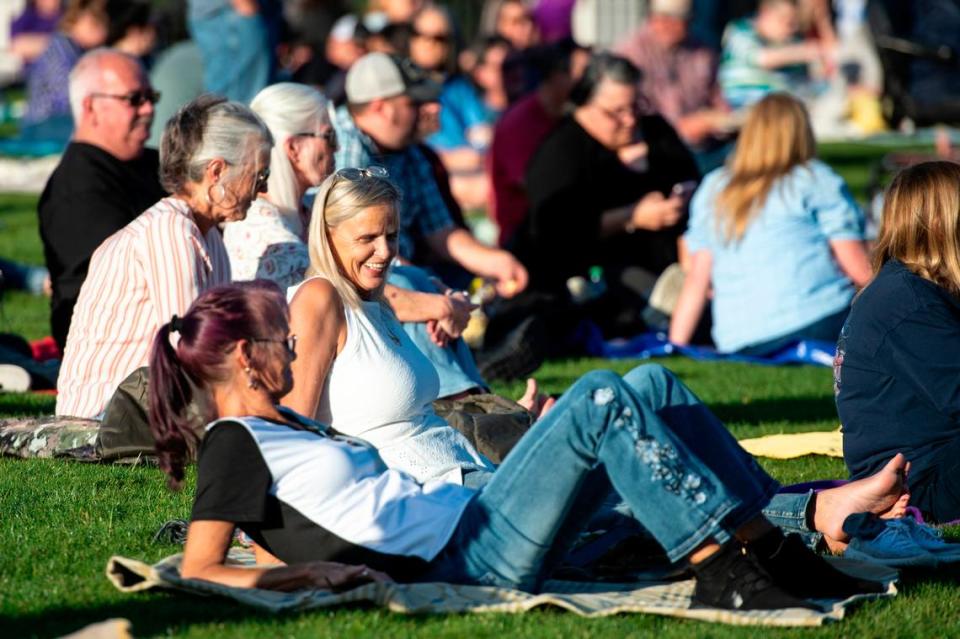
[223,82,336,290]
[669,93,870,355]
[104,0,155,61]
[150,281,895,605]
[39,48,165,352]
[488,39,585,247]
[837,161,960,525]
[511,53,698,334]
[718,0,831,110]
[24,0,108,126]
[615,0,734,172]
[9,0,62,69]
[408,4,505,210]
[55,95,271,418]
[480,0,538,51]
[293,13,368,106]
[285,169,494,485]
[333,51,528,295]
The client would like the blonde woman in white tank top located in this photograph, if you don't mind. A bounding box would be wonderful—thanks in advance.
[283,168,522,485]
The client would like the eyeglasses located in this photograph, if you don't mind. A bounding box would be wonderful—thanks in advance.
[335,166,390,181]
[296,128,339,149]
[593,102,638,125]
[89,89,161,108]
[414,29,450,45]
[252,167,271,198]
[250,334,297,354]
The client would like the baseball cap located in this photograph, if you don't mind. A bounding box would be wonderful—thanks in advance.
[345,52,441,104]
[650,0,691,18]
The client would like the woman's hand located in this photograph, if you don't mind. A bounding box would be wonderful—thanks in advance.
[516,378,556,419]
[630,192,684,231]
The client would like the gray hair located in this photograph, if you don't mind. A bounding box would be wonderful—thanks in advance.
[250,83,332,236]
[68,47,141,122]
[306,171,401,310]
[159,95,274,195]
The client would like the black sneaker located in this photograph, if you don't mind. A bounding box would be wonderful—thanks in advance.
[748,530,886,599]
[692,541,819,611]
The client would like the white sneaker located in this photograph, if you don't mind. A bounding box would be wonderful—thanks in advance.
[0,364,30,392]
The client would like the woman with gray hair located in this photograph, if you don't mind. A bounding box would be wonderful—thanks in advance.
[56,94,272,418]
[224,82,337,290]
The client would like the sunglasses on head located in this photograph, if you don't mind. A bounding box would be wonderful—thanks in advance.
[89,89,162,108]
[335,166,390,181]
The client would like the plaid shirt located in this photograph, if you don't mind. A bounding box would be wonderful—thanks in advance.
[333,106,454,260]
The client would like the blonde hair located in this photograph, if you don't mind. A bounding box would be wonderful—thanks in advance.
[873,161,960,295]
[306,171,402,309]
[250,83,332,237]
[715,93,815,242]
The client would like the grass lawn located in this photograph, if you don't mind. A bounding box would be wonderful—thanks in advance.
[3,145,960,637]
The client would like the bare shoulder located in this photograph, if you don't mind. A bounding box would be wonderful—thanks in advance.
[289,277,345,325]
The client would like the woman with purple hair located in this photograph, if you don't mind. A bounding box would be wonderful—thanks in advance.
[147,281,891,607]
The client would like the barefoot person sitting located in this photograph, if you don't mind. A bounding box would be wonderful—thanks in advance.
[149,281,888,607]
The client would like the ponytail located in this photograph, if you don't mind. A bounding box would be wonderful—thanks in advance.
[148,320,200,490]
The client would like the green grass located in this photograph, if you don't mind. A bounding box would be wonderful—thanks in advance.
[4,145,960,637]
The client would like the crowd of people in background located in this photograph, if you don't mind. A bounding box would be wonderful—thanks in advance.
[4,0,960,613]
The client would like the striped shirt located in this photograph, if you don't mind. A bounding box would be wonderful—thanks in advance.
[57,197,231,418]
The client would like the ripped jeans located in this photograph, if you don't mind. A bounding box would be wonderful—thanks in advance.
[418,364,780,591]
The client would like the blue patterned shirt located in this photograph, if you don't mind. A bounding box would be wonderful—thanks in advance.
[332,106,454,260]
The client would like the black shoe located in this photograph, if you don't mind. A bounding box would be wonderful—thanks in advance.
[476,315,547,381]
[692,541,819,611]
[748,530,887,599]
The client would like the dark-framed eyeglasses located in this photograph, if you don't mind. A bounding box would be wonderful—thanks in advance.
[296,128,339,149]
[89,89,161,108]
[250,334,297,354]
[335,166,390,181]
[413,29,450,45]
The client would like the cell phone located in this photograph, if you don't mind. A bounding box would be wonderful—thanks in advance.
[671,180,698,203]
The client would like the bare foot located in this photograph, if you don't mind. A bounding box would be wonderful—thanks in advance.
[814,453,909,551]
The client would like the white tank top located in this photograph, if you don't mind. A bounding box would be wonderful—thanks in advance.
[288,277,494,484]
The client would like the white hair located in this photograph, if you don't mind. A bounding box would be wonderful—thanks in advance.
[68,48,141,123]
[250,83,332,236]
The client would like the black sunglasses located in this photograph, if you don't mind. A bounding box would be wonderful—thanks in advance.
[296,129,339,149]
[414,29,450,45]
[89,89,162,108]
[250,334,297,354]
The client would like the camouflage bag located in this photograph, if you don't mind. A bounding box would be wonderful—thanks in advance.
[432,393,534,464]
[0,415,101,461]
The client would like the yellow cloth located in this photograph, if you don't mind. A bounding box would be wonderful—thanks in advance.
[738,429,843,459]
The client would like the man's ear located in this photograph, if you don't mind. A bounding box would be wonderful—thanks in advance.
[83,95,97,125]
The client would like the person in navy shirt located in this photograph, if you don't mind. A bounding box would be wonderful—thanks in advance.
[836,161,960,523]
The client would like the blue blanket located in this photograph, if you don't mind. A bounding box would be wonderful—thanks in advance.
[581,325,836,367]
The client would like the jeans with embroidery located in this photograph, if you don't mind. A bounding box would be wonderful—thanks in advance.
[418,364,780,591]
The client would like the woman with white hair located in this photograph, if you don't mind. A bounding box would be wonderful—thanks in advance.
[224,82,337,290]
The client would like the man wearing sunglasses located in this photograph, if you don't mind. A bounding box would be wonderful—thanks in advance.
[38,48,165,352]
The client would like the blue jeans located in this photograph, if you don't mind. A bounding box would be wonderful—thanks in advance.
[189,10,271,104]
[418,364,780,591]
[387,265,486,398]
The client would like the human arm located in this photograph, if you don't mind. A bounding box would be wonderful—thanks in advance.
[756,41,823,70]
[424,227,528,297]
[383,284,475,337]
[669,250,712,346]
[9,33,52,63]
[600,192,685,238]
[282,278,347,420]
[180,520,389,591]
[231,0,260,16]
[830,239,872,288]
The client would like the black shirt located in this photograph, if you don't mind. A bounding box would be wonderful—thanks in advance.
[38,142,165,350]
[836,259,960,484]
[513,114,699,293]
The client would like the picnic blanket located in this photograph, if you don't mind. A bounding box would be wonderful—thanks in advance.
[738,429,844,459]
[581,326,836,367]
[104,549,897,627]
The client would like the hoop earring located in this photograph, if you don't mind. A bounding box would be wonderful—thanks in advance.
[207,183,226,206]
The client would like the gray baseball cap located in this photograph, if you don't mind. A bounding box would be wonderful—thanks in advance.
[345,52,441,104]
